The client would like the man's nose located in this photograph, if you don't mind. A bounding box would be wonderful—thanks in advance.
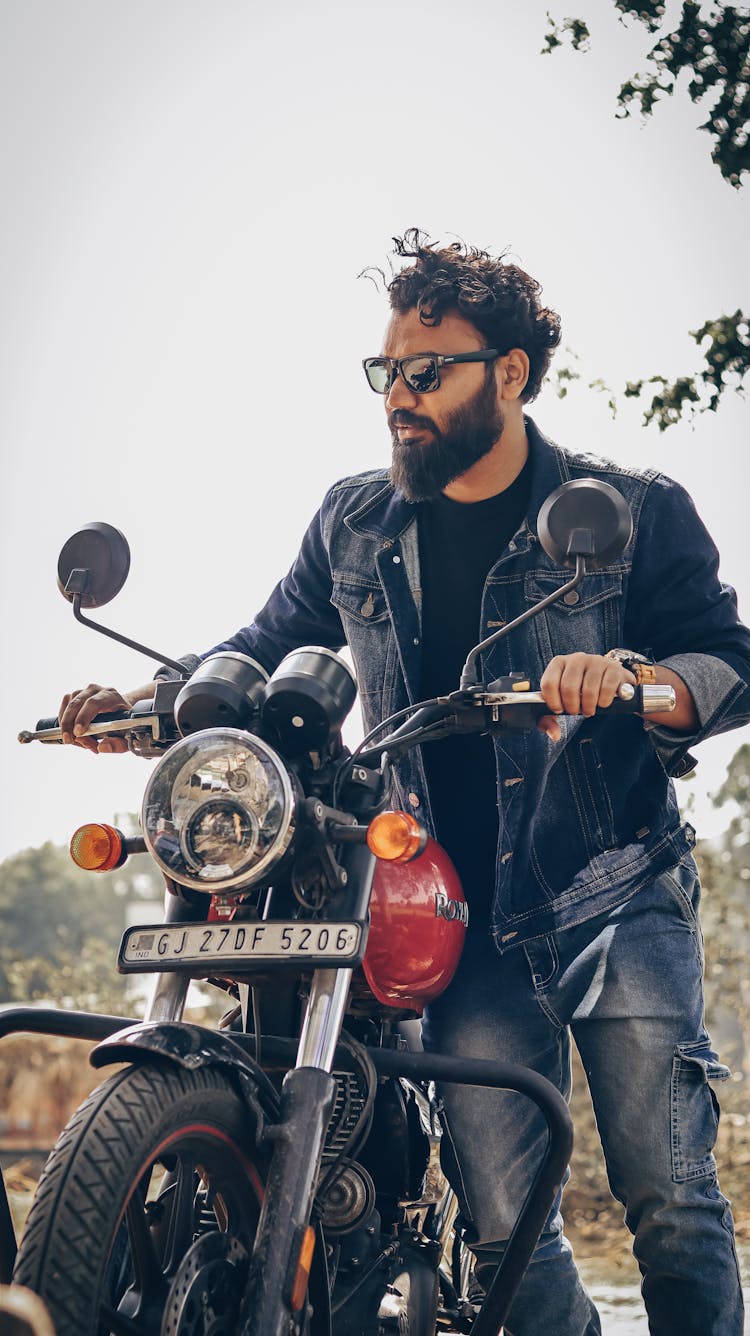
[385,368,419,412]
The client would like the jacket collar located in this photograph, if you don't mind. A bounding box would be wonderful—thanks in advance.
[343,416,571,546]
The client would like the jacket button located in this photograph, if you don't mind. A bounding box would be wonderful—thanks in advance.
[563,590,580,605]
[392,554,401,564]
[407,792,420,808]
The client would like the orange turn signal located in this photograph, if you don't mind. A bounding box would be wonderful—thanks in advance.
[289,1224,316,1312]
[70,823,125,872]
[366,810,427,863]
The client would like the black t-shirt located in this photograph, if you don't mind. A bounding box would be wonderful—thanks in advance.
[417,460,531,926]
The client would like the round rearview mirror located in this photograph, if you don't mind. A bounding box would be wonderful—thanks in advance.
[57,522,131,608]
[537,479,633,569]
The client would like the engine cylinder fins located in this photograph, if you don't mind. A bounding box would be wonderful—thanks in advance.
[317,1159,376,1234]
[323,1068,369,1161]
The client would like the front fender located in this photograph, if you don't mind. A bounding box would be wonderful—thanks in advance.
[91,1021,280,1118]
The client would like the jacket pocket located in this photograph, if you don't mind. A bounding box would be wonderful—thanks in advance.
[330,577,395,713]
[670,1038,731,1183]
[331,576,390,626]
[524,569,623,660]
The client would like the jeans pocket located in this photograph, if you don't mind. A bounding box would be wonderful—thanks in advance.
[670,1038,731,1183]
[663,856,701,925]
[661,859,704,968]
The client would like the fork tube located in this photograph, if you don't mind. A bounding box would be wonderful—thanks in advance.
[295,968,353,1071]
[143,886,205,1024]
[144,971,189,1024]
[243,973,345,1336]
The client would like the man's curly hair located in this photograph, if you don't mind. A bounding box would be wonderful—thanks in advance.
[382,229,562,402]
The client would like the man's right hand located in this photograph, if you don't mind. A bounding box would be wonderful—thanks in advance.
[58,682,154,753]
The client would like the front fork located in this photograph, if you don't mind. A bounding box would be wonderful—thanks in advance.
[143,884,195,1023]
[240,838,377,1336]
[240,969,352,1336]
[147,857,370,1336]
[145,939,348,1336]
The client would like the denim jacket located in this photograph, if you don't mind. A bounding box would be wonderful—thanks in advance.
[203,418,750,949]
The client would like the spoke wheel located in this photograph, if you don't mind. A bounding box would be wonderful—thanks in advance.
[13,1062,268,1336]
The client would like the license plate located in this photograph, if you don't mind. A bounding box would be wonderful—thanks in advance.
[118,920,364,973]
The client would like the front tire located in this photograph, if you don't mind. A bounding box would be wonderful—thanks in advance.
[14,1062,268,1335]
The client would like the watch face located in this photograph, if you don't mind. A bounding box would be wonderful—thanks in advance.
[608,648,648,665]
[607,650,656,684]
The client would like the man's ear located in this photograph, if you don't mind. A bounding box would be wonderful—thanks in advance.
[497,349,530,401]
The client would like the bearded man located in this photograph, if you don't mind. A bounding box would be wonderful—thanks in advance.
[60,231,750,1335]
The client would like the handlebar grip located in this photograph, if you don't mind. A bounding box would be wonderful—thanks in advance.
[597,683,675,715]
[34,709,131,732]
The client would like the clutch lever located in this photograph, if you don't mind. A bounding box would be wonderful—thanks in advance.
[18,680,184,752]
[19,711,157,746]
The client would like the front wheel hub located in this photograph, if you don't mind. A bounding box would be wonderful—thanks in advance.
[162,1232,248,1335]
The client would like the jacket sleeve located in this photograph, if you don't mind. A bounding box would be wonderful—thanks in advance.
[155,489,346,681]
[623,472,750,775]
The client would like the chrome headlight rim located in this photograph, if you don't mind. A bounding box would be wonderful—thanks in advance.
[141,726,296,893]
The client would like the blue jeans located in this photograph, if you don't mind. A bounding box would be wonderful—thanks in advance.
[421,863,743,1335]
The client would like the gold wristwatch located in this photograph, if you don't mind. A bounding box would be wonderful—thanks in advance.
[605,648,657,685]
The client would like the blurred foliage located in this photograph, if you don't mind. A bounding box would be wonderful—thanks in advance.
[0,833,163,1012]
[623,310,750,428]
[543,1,750,183]
[697,741,750,1070]
[541,13,592,51]
[543,3,750,427]
[615,2,750,188]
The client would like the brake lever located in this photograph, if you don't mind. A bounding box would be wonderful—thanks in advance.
[447,681,676,731]
[372,681,677,754]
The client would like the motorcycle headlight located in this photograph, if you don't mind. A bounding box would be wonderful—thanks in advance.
[142,728,295,892]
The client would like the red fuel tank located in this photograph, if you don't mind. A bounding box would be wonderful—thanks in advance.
[361,837,467,1013]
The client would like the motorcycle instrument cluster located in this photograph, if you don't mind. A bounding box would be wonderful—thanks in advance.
[174,651,269,734]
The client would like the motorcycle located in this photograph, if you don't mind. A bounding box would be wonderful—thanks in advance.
[5,478,674,1336]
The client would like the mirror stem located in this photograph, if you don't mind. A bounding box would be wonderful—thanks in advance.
[72,594,187,675]
[460,556,587,689]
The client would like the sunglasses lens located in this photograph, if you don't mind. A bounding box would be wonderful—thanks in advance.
[403,356,438,392]
[364,359,391,394]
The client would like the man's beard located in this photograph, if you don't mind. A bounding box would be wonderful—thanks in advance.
[388,370,504,503]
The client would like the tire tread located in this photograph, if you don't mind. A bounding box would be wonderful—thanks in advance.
[13,1062,253,1335]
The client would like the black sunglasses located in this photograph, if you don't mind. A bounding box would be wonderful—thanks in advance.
[362,349,500,395]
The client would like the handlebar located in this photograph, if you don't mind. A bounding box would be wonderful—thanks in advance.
[356,681,676,767]
[19,681,676,761]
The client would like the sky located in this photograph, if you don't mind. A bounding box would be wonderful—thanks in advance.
[1,0,748,860]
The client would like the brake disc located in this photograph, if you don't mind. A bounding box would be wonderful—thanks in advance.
[161,1231,249,1336]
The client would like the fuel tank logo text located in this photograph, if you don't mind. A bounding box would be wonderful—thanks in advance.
[434,891,469,926]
